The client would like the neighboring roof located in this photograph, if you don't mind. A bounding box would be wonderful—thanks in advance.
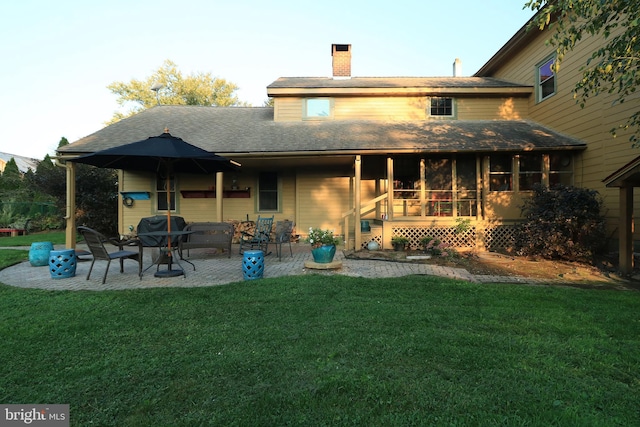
[57,106,585,159]
[603,155,640,187]
[0,152,40,173]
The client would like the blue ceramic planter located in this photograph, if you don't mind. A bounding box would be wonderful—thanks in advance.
[311,244,336,263]
[29,241,54,267]
[242,250,264,280]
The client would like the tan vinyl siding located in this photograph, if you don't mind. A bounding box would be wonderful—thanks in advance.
[120,171,154,234]
[275,96,529,122]
[333,97,427,120]
[484,192,527,219]
[489,22,640,243]
[457,97,528,120]
[120,171,300,231]
[296,173,352,238]
[274,98,303,121]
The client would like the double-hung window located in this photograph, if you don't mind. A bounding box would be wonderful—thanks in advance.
[537,56,556,102]
[156,174,176,211]
[258,171,278,211]
[428,97,454,117]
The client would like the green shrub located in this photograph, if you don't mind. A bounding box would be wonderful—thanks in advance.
[514,184,606,262]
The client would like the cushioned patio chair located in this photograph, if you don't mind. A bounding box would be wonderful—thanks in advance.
[78,226,142,284]
[274,220,294,261]
[239,215,274,255]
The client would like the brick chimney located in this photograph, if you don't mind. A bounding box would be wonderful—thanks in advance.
[332,44,351,78]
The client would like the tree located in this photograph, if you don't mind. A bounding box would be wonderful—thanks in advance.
[106,59,245,124]
[525,0,640,145]
[0,158,22,192]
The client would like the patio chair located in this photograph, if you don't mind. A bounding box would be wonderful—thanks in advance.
[78,226,142,284]
[239,215,274,255]
[273,220,294,261]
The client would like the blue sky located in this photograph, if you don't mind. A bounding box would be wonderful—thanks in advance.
[0,1,534,159]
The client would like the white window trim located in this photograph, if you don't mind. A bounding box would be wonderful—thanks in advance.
[257,172,280,212]
[303,98,333,120]
[427,97,456,118]
[536,55,556,103]
[155,174,177,213]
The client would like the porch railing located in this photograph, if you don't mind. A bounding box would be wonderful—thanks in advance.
[342,193,388,249]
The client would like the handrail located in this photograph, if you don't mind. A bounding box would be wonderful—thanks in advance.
[342,193,388,218]
[342,193,389,250]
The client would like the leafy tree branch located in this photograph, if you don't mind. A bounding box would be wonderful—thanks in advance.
[525,0,640,145]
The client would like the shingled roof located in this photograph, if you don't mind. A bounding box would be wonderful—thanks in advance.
[58,105,585,158]
[267,76,530,90]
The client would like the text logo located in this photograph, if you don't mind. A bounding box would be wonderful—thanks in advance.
[1,405,69,427]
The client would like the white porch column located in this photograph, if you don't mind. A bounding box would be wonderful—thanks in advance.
[619,186,634,274]
[65,161,77,249]
[216,172,224,221]
[354,155,361,250]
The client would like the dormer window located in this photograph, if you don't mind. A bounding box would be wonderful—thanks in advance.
[428,97,454,117]
[304,98,332,119]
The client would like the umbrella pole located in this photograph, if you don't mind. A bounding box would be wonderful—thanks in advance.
[155,167,184,278]
[166,172,172,257]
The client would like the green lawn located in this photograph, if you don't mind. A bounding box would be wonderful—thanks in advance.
[0,257,638,426]
[0,231,66,247]
[0,232,66,268]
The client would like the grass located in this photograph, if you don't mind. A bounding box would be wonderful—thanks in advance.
[0,231,65,268]
[0,254,638,426]
[0,231,66,247]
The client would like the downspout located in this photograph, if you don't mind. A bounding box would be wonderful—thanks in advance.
[58,160,77,249]
[216,172,223,221]
[354,155,361,251]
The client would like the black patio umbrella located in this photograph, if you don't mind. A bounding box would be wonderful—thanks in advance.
[71,130,240,275]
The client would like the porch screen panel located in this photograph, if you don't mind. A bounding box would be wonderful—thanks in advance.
[392,156,420,216]
[519,153,543,191]
[550,153,573,187]
[456,155,477,216]
[489,154,512,191]
[425,157,452,216]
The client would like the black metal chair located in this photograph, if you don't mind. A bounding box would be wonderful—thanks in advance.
[239,215,274,255]
[274,220,294,261]
[78,226,142,284]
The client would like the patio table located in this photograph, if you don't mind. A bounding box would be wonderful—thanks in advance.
[138,230,194,277]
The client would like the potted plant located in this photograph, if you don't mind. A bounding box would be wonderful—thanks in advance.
[391,235,409,251]
[306,227,341,263]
